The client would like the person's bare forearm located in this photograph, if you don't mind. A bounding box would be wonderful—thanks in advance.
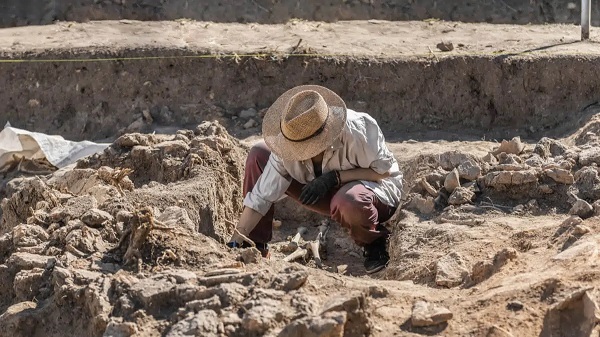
[339,168,389,184]
[230,206,263,242]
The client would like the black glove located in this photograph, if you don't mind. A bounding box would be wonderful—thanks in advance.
[299,170,340,205]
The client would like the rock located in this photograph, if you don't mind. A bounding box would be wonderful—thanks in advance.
[524,154,544,167]
[594,200,600,216]
[239,108,258,119]
[13,268,44,301]
[457,160,482,181]
[471,248,517,284]
[239,247,261,264]
[579,147,600,166]
[492,137,525,156]
[12,224,49,247]
[482,153,498,164]
[435,252,470,288]
[483,170,539,187]
[272,265,309,291]
[279,312,347,337]
[436,41,454,52]
[244,118,258,129]
[186,295,222,313]
[322,293,364,314]
[0,301,37,334]
[506,301,524,311]
[7,253,55,270]
[49,195,98,222]
[129,278,176,313]
[155,140,190,158]
[533,137,568,158]
[214,283,248,307]
[444,169,460,193]
[156,207,196,232]
[82,209,114,228]
[406,194,435,214]
[552,239,599,261]
[448,186,475,205]
[570,199,594,219]
[545,168,574,185]
[166,310,222,337]
[574,225,591,236]
[242,299,284,334]
[411,300,453,327]
[437,151,478,171]
[540,288,600,337]
[103,319,138,337]
[162,269,198,284]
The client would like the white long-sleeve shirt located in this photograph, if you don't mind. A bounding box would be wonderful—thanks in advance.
[244,109,403,216]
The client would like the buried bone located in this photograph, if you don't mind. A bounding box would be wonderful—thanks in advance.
[288,226,309,251]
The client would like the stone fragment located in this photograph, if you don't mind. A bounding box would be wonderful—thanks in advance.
[162,269,198,284]
[322,293,364,314]
[129,278,176,313]
[12,224,49,247]
[483,170,539,187]
[545,168,574,185]
[244,119,258,129]
[242,299,284,334]
[524,154,544,167]
[411,300,453,327]
[579,147,600,166]
[279,311,347,337]
[0,301,37,334]
[436,41,454,52]
[448,186,475,205]
[13,268,45,301]
[166,310,222,337]
[435,252,470,288]
[457,160,482,181]
[570,199,594,219]
[272,266,309,291]
[214,283,249,307]
[155,140,190,158]
[540,288,600,337]
[533,137,568,158]
[7,253,55,270]
[406,194,435,214]
[103,319,138,337]
[444,169,460,193]
[156,207,195,232]
[552,239,599,261]
[239,108,258,119]
[82,209,114,228]
[437,151,478,171]
[239,248,261,264]
[492,137,525,156]
[574,225,591,236]
[506,301,524,311]
[186,295,222,313]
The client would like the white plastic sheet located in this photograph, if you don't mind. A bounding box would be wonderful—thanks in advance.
[0,122,109,170]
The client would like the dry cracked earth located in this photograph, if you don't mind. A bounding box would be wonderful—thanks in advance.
[2,113,600,337]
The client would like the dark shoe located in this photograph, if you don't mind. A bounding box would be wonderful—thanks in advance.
[363,237,389,274]
[227,241,270,258]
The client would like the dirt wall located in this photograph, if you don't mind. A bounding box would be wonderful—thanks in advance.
[1,51,600,142]
[2,0,600,27]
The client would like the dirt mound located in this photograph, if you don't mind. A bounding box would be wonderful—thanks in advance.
[0,122,384,337]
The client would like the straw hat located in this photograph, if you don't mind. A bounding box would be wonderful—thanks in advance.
[262,85,347,161]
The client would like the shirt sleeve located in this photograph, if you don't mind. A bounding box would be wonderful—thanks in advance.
[243,153,292,216]
[352,114,395,174]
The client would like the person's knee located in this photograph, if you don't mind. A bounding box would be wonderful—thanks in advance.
[246,142,270,166]
[330,186,371,219]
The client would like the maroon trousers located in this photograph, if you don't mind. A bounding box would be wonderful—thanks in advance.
[244,141,395,247]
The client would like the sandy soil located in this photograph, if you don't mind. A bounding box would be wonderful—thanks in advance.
[1,20,598,57]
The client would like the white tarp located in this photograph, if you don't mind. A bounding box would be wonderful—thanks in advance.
[0,122,109,171]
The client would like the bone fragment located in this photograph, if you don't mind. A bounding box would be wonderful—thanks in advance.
[289,226,309,250]
[283,246,308,262]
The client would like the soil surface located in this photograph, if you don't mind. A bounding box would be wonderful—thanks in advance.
[2,18,600,337]
[1,20,600,145]
[2,0,600,27]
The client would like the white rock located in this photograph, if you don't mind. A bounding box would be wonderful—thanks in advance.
[239,108,258,119]
[435,252,470,288]
[448,187,475,205]
[570,199,594,219]
[244,118,258,129]
[411,300,453,327]
[444,169,460,193]
[457,160,482,181]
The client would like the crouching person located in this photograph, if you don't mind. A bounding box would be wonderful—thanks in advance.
[227,85,403,274]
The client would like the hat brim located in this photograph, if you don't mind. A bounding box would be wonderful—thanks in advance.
[262,85,347,162]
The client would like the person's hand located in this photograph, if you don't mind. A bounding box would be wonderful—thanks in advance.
[299,170,340,205]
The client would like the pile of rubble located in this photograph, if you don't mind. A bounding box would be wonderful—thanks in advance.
[0,121,379,337]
